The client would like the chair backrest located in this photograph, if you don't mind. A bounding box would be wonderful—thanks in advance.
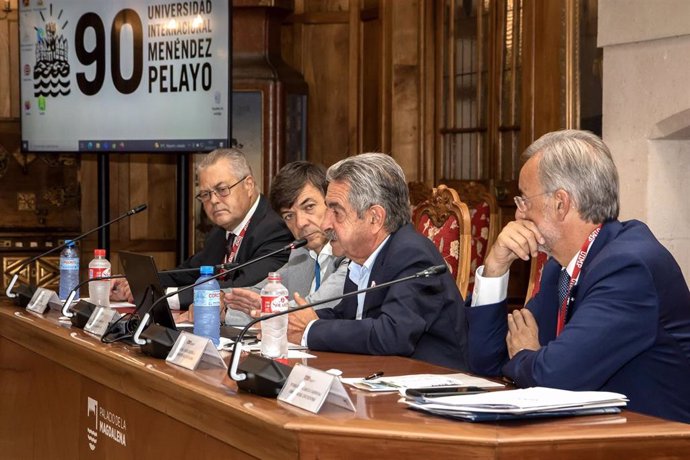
[412,184,472,298]
[442,180,499,294]
[525,251,549,305]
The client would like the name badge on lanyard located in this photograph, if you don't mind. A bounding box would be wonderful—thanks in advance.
[556,224,602,336]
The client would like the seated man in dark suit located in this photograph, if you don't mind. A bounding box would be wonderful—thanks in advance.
[466,130,690,423]
[287,153,468,370]
[111,148,293,308]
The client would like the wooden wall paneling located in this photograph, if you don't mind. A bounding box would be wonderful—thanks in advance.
[294,8,351,166]
[0,16,6,119]
[127,154,177,269]
[0,7,18,118]
[281,1,305,75]
[486,0,502,181]
[80,154,177,275]
[348,0,362,154]
[521,0,564,149]
[433,0,445,183]
[8,15,18,117]
[281,0,386,166]
[388,0,421,180]
[420,0,436,185]
[79,154,98,280]
[360,4,382,153]
[378,0,392,155]
[0,16,8,117]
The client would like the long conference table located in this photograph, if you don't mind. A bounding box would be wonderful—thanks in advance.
[1,302,690,459]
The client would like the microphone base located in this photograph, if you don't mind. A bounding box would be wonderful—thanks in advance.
[69,300,98,329]
[10,284,37,308]
[236,354,292,398]
[140,324,181,359]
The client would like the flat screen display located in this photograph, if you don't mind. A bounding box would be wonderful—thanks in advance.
[18,0,230,152]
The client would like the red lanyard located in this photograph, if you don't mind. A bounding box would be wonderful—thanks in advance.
[225,219,250,265]
[556,224,602,336]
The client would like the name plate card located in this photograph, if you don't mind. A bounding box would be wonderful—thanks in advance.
[278,364,355,413]
[84,307,120,338]
[166,331,227,371]
[26,288,60,315]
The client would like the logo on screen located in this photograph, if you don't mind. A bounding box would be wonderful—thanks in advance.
[86,397,99,451]
[32,4,71,98]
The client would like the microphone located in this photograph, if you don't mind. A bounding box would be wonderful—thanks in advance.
[131,238,308,358]
[4,204,148,305]
[60,274,127,326]
[228,264,448,397]
[155,262,239,275]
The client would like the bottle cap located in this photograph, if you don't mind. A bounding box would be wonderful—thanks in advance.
[267,272,281,281]
[65,239,74,247]
[94,249,106,257]
[200,265,214,275]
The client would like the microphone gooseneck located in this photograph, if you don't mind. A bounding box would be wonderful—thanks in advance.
[4,204,148,299]
[60,274,126,318]
[128,204,148,215]
[228,264,448,385]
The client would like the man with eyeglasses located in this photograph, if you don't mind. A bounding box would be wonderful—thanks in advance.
[111,148,293,308]
[466,130,690,423]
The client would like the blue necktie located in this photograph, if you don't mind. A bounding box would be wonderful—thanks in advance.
[314,258,321,290]
[558,268,571,306]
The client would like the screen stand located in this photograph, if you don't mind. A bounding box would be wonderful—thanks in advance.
[97,152,110,253]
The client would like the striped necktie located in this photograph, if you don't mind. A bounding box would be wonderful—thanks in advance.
[314,258,321,290]
[225,233,235,263]
[558,268,571,306]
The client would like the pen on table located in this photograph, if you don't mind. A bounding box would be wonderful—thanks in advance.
[365,371,384,380]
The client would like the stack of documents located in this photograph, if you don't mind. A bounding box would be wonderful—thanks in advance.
[402,387,628,422]
[342,373,504,392]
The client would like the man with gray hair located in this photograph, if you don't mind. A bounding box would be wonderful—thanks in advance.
[467,130,690,423]
[287,153,468,370]
[112,148,293,308]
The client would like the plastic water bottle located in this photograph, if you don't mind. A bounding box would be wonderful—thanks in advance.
[88,249,111,307]
[260,272,289,359]
[58,240,80,300]
[193,265,220,346]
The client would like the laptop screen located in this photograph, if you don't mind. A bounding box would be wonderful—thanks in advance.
[119,251,176,330]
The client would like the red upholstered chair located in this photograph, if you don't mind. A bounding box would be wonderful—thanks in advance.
[442,180,499,294]
[412,185,472,298]
[525,251,549,305]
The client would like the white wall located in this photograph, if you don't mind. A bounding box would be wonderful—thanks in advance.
[599,0,690,282]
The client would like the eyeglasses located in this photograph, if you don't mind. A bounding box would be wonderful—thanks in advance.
[514,191,552,212]
[195,176,247,203]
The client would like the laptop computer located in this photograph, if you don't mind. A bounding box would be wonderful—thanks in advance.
[116,251,252,357]
[119,250,177,330]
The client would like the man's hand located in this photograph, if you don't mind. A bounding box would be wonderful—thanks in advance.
[287,292,317,345]
[506,308,541,358]
[176,304,193,324]
[483,219,545,277]
[224,288,261,316]
[110,278,133,303]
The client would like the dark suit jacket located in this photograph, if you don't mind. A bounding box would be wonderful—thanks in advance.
[308,224,468,370]
[467,220,690,423]
[159,195,293,307]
